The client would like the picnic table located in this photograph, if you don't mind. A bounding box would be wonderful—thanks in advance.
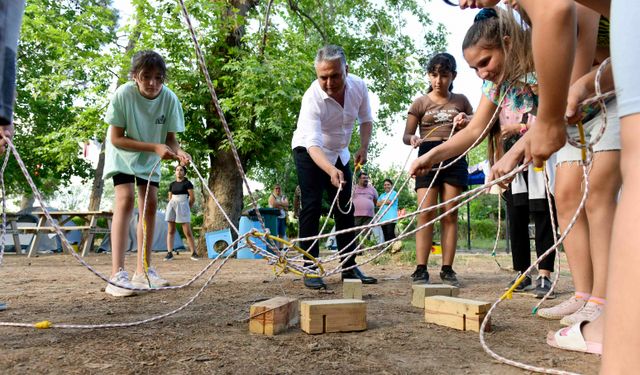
[2,213,23,253]
[22,210,113,257]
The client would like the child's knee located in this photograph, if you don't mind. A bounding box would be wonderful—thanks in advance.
[114,196,135,213]
[442,211,458,225]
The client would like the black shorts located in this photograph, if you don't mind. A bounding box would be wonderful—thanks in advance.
[112,173,159,187]
[415,141,468,190]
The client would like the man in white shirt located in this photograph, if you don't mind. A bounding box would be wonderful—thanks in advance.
[292,45,377,289]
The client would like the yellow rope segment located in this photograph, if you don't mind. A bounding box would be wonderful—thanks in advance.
[34,320,53,329]
[499,272,530,301]
[250,232,325,278]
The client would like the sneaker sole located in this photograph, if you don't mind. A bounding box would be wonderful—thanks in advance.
[304,284,327,290]
[105,285,136,297]
[131,280,170,289]
[537,313,564,320]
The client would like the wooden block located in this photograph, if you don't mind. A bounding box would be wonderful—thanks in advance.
[411,284,460,308]
[343,279,362,300]
[249,297,298,335]
[424,296,491,332]
[300,299,367,334]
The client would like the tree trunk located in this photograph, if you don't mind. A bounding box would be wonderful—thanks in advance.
[87,142,105,211]
[19,195,34,211]
[197,0,258,255]
[199,149,244,254]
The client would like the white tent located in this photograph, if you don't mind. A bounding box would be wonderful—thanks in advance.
[98,209,184,253]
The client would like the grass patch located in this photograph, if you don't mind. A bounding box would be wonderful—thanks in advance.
[370,237,512,267]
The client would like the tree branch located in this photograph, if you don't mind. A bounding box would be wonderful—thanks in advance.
[258,0,275,59]
[287,0,327,42]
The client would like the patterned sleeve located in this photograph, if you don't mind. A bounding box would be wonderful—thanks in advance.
[482,76,538,114]
[481,80,501,106]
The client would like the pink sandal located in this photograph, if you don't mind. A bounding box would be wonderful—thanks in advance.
[546,321,602,355]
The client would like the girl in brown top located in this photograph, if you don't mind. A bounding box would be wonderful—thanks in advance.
[402,53,473,286]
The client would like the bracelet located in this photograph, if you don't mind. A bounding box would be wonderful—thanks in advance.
[519,123,528,135]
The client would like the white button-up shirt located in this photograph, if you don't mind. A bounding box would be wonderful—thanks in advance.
[291,74,373,165]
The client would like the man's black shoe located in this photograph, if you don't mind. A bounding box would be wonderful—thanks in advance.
[342,267,378,284]
[303,276,327,290]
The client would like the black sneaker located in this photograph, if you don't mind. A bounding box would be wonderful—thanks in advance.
[190,253,199,261]
[411,267,429,284]
[505,272,535,292]
[164,251,174,261]
[534,275,556,299]
[439,268,460,287]
[303,276,327,290]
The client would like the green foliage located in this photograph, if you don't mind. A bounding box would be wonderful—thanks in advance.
[13,0,447,221]
[457,218,505,240]
[12,0,118,196]
[319,216,336,235]
[243,0,447,195]
[286,218,298,239]
[462,193,502,222]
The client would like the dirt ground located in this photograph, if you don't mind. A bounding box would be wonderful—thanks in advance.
[0,250,599,375]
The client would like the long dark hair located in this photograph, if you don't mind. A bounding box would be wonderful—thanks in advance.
[426,53,456,93]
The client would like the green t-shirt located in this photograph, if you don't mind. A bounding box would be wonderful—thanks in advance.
[103,82,185,182]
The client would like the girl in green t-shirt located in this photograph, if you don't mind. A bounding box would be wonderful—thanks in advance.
[103,50,191,297]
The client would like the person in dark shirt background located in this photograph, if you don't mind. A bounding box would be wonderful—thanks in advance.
[165,164,197,261]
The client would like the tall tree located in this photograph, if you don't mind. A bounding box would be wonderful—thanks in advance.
[10,0,118,205]
[98,0,447,239]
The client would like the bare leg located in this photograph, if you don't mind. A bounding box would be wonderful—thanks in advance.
[585,152,621,299]
[135,185,158,275]
[440,183,463,267]
[167,221,176,254]
[554,163,593,294]
[181,223,197,256]
[415,187,439,266]
[602,114,640,373]
[111,184,134,276]
[554,152,620,344]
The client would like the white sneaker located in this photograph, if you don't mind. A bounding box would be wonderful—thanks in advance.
[105,270,136,297]
[131,267,170,289]
[560,301,604,326]
[537,296,587,320]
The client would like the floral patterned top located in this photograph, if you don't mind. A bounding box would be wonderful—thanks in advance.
[482,73,538,115]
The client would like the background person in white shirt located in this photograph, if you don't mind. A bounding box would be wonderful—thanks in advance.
[291,45,377,289]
